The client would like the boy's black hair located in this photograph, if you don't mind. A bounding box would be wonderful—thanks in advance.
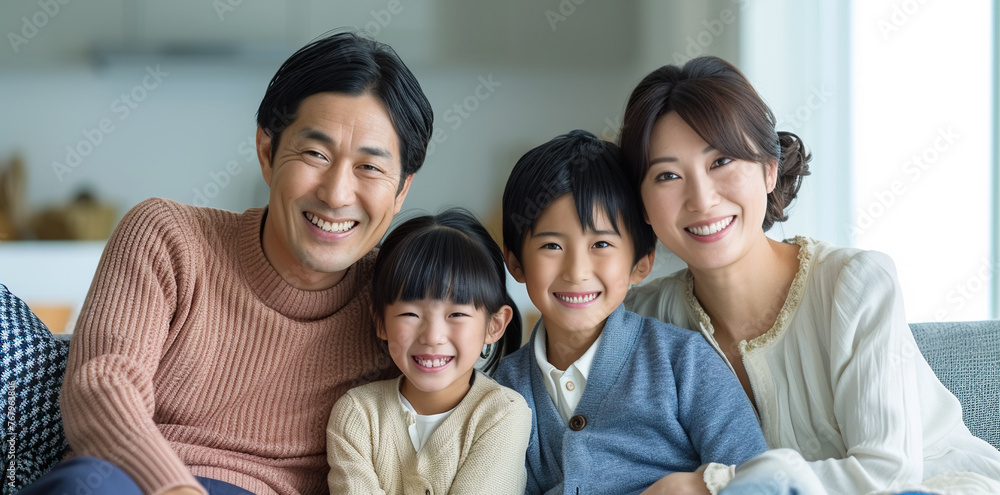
[256,30,434,188]
[372,208,522,375]
[502,129,656,264]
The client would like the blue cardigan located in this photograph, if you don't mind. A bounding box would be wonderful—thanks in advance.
[494,305,767,495]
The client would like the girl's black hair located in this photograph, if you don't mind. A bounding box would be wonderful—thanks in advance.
[372,208,521,375]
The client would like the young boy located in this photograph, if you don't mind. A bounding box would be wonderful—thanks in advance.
[494,130,769,494]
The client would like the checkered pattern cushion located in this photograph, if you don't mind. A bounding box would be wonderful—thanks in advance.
[1,284,70,494]
[910,321,1000,451]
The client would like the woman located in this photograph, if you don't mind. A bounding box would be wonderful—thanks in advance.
[619,56,1000,495]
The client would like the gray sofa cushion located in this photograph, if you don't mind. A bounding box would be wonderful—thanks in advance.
[910,321,1000,451]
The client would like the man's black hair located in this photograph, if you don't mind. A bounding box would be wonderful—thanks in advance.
[256,31,434,185]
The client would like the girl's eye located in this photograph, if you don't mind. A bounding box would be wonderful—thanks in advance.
[448,312,469,318]
[654,171,679,182]
[593,241,611,249]
[399,312,418,318]
[712,157,733,168]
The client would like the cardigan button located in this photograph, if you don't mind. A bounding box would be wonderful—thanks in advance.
[569,414,587,431]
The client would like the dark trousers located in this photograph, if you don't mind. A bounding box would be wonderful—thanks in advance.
[16,457,255,495]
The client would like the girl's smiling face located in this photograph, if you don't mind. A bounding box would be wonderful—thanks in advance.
[641,111,777,272]
[380,298,508,415]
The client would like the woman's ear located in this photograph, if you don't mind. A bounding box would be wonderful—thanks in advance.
[503,246,526,283]
[629,250,655,285]
[485,305,514,345]
[765,159,779,194]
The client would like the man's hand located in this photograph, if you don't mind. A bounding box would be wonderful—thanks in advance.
[640,469,710,495]
[162,487,205,495]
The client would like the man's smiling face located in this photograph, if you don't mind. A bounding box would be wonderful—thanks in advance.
[258,92,411,290]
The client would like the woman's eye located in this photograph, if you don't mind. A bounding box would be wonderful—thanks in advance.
[713,157,733,168]
[593,241,611,249]
[655,171,679,182]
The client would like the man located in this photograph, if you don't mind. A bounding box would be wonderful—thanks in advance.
[18,31,433,495]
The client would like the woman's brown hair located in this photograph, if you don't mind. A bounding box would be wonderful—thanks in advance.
[618,56,811,231]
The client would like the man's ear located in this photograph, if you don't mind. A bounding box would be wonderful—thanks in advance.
[393,174,414,215]
[503,246,526,283]
[485,305,514,345]
[629,250,655,285]
[257,126,274,187]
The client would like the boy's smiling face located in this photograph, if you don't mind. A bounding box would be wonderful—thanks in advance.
[506,194,651,342]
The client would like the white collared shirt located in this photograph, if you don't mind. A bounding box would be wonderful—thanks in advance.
[399,391,455,452]
[533,322,602,425]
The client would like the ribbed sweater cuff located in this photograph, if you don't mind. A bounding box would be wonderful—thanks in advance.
[62,361,206,495]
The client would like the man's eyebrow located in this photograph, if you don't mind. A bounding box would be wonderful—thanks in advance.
[359,146,392,159]
[298,128,333,144]
[648,145,716,166]
[295,129,393,160]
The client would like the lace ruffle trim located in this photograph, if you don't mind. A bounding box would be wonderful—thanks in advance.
[683,236,814,355]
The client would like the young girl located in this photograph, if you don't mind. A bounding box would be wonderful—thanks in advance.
[619,56,1000,494]
[326,208,531,494]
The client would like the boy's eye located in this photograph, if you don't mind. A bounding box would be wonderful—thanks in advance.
[592,241,611,249]
[541,243,562,250]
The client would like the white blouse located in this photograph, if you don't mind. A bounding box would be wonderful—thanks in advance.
[626,237,1000,494]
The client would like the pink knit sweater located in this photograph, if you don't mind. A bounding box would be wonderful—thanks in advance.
[61,198,396,495]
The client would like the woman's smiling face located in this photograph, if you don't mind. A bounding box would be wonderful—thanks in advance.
[641,111,777,272]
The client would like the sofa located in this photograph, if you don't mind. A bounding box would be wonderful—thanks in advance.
[1,281,998,492]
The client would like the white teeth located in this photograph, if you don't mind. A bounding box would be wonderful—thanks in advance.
[686,216,733,236]
[556,293,598,304]
[415,357,453,368]
[305,212,356,233]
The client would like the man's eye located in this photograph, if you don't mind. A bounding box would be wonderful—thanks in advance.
[305,150,327,160]
[360,164,380,172]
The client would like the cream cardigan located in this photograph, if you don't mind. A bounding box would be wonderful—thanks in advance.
[326,371,530,494]
[626,237,1000,495]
